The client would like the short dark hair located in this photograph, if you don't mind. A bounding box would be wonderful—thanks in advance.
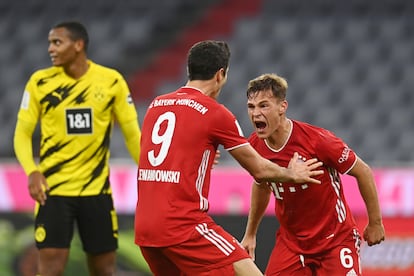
[187,40,230,80]
[247,73,288,100]
[53,21,89,51]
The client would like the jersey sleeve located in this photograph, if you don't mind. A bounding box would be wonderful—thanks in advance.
[119,119,141,164]
[316,129,357,174]
[14,74,41,175]
[17,74,41,124]
[112,72,141,163]
[113,72,138,124]
[14,119,38,175]
[212,106,249,150]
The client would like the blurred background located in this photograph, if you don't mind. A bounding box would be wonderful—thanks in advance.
[0,0,413,275]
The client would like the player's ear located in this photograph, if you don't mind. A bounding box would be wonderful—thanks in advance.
[74,39,85,52]
[221,67,227,78]
[215,68,225,82]
[279,100,288,114]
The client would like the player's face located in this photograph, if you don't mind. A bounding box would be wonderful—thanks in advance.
[247,89,287,139]
[48,27,81,67]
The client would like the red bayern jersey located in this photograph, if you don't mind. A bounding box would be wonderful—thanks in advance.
[249,119,358,254]
[135,86,249,247]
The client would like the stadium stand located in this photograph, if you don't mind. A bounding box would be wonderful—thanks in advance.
[154,0,414,166]
[1,0,413,166]
[0,0,219,158]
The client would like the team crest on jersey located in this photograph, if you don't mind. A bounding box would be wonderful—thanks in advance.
[94,87,105,101]
[35,225,46,242]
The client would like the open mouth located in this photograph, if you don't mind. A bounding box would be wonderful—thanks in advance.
[255,121,266,130]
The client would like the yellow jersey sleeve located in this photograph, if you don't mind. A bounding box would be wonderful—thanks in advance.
[113,72,138,124]
[14,73,45,175]
[17,73,43,124]
[14,119,38,175]
[119,119,141,164]
[111,71,141,164]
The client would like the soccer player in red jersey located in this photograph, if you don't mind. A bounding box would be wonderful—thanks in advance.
[241,73,385,276]
[134,41,324,276]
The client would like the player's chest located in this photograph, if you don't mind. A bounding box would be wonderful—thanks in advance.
[39,83,115,133]
[268,180,322,202]
[259,142,314,165]
[39,80,115,110]
[259,145,321,199]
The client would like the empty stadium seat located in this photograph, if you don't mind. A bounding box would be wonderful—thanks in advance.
[1,0,413,165]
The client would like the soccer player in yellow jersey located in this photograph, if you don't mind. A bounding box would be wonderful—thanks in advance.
[13,21,141,275]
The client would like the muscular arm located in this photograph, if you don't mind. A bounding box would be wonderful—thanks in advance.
[229,144,323,184]
[119,119,141,164]
[241,182,271,260]
[348,157,385,246]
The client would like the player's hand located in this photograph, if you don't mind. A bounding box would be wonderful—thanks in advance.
[288,152,323,184]
[28,171,49,205]
[241,235,257,261]
[363,221,385,246]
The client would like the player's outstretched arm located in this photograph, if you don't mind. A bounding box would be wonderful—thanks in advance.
[230,145,323,184]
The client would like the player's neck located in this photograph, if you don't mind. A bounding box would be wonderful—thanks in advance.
[64,57,89,79]
[266,118,292,150]
[186,79,220,99]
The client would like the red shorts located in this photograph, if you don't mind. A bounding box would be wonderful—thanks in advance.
[140,222,251,276]
[266,229,362,276]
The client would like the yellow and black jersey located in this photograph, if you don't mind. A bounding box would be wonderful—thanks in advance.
[16,61,138,196]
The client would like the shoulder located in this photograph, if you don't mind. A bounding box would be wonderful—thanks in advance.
[292,120,318,131]
[29,66,61,81]
[90,61,123,79]
[293,120,347,154]
[247,132,260,145]
[292,120,331,136]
